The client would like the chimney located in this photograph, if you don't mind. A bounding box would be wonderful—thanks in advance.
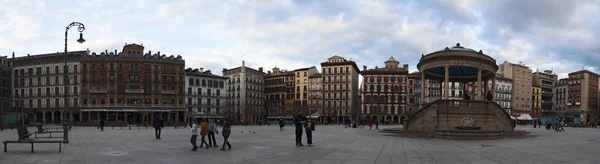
[200,68,204,72]
[268,71,271,74]
[403,64,408,69]
[242,60,245,66]
[363,65,367,71]
[157,51,161,55]
[12,52,14,59]
[258,67,263,72]
[115,50,118,55]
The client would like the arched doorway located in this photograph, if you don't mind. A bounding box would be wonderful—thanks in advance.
[53,111,61,124]
[393,116,399,124]
[400,116,406,125]
[386,116,392,124]
[36,111,43,123]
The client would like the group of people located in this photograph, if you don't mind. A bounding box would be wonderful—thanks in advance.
[188,119,232,151]
[293,112,316,147]
[355,118,379,130]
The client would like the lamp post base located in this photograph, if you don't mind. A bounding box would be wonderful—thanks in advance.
[62,121,70,143]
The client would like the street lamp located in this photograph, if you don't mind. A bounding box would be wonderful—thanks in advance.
[63,22,86,144]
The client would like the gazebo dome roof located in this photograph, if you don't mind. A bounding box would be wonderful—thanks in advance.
[417,43,498,82]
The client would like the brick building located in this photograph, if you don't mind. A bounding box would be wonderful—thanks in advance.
[361,57,409,124]
[80,44,186,125]
[320,55,360,124]
[566,70,599,125]
[264,67,288,121]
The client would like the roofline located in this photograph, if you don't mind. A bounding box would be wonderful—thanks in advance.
[568,70,600,77]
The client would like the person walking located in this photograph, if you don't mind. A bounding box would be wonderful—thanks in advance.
[279,119,285,131]
[154,117,164,139]
[188,119,199,151]
[220,119,232,151]
[368,119,373,130]
[99,119,105,132]
[375,118,380,130]
[304,119,316,147]
[207,119,219,147]
[199,119,209,149]
[293,112,304,147]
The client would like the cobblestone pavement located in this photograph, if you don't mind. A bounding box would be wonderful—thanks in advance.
[1,125,600,164]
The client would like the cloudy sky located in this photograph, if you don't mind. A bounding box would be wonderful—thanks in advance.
[1,0,599,78]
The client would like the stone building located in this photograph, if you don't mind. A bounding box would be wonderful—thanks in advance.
[491,75,513,115]
[553,78,568,115]
[284,71,295,118]
[361,57,409,124]
[532,70,558,113]
[12,51,85,124]
[293,67,318,115]
[223,61,265,123]
[264,67,288,121]
[80,44,186,125]
[0,55,12,124]
[532,84,542,118]
[408,72,422,112]
[185,68,228,121]
[308,73,322,122]
[497,61,533,117]
[566,70,599,125]
[425,80,441,103]
[320,55,360,124]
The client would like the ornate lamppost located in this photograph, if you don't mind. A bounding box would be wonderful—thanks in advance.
[63,22,86,143]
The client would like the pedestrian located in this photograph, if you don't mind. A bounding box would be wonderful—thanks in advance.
[207,119,219,147]
[200,119,209,149]
[220,119,232,151]
[188,119,199,151]
[154,117,164,139]
[99,119,105,132]
[368,119,373,130]
[538,120,542,128]
[279,119,285,131]
[375,118,379,130]
[304,119,316,147]
[293,112,304,147]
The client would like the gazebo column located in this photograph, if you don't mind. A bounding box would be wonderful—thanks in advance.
[491,78,496,100]
[421,72,425,103]
[444,65,450,99]
[476,68,482,100]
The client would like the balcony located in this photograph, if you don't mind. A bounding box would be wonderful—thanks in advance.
[126,89,144,94]
[162,90,176,94]
[90,88,107,93]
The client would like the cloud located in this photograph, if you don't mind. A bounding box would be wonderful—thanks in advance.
[1,0,600,80]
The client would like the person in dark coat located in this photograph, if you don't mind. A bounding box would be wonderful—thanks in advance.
[279,119,285,131]
[293,112,304,147]
[154,117,164,139]
[220,119,232,151]
[99,119,105,131]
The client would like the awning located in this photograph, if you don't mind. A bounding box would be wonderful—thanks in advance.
[307,111,320,118]
[510,116,517,120]
[517,114,533,120]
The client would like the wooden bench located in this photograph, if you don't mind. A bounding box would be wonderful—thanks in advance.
[3,127,62,153]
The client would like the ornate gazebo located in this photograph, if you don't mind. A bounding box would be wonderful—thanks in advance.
[405,43,514,140]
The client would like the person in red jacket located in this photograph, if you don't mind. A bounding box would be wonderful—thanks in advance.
[303,119,316,147]
[368,119,373,130]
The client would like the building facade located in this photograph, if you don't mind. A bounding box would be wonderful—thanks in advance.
[185,68,228,121]
[12,51,85,124]
[308,73,322,121]
[361,57,409,124]
[532,70,558,113]
[491,75,513,115]
[223,61,265,123]
[320,55,360,124]
[409,72,422,112]
[532,84,541,117]
[553,78,568,114]
[264,67,288,120]
[566,70,599,125]
[284,72,295,118]
[497,61,532,117]
[80,44,186,125]
[293,67,318,115]
[425,80,441,103]
[0,55,12,125]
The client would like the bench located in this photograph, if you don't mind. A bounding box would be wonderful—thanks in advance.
[35,124,62,133]
[3,127,62,153]
[3,140,62,153]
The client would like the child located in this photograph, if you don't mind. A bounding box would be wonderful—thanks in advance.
[304,119,316,147]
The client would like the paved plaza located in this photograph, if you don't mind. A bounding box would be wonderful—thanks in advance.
[1,125,600,164]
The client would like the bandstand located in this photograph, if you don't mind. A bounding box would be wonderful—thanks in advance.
[405,43,514,139]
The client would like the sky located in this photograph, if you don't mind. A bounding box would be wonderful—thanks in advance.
[1,0,599,79]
